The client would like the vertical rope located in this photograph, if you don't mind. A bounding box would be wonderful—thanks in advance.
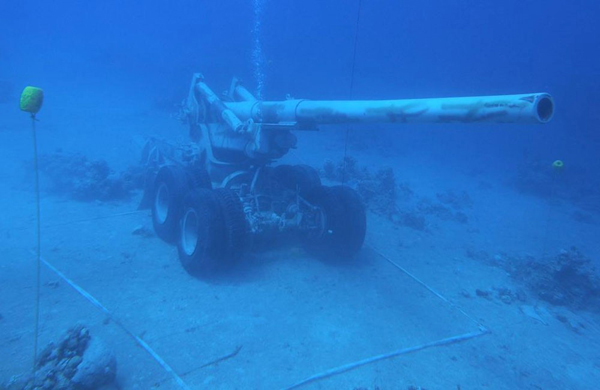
[341,0,363,185]
[540,164,562,257]
[31,114,42,375]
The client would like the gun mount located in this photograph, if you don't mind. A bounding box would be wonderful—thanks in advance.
[141,73,554,277]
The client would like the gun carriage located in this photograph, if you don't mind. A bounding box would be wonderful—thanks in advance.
[141,73,554,275]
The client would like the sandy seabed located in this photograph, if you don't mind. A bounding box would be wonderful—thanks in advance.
[1,105,599,390]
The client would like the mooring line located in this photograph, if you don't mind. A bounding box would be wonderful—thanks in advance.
[367,243,486,329]
[283,328,489,390]
[153,345,243,387]
[13,209,147,232]
[30,115,42,377]
[282,242,490,389]
[45,210,146,229]
[37,255,191,390]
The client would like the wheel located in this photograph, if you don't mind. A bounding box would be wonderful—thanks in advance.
[272,164,321,195]
[177,189,224,275]
[151,165,212,243]
[187,165,212,189]
[177,188,247,275]
[152,165,189,243]
[294,164,322,193]
[213,188,248,261]
[137,168,156,210]
[304,185,366,258]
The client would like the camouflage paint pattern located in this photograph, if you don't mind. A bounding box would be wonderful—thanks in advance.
[224,93,553,126]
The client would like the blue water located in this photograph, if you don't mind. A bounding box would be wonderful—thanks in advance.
[1,1,599,389]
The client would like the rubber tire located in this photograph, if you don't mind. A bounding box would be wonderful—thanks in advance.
[177,189,224,275]
[151,165,189,243]
[213,188,248,261]
[186,166,212,189]
[273,164,322,195]
[304,185,366,258]
[177,189,247,276]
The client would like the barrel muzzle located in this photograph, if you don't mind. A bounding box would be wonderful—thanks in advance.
[534,93,554,123]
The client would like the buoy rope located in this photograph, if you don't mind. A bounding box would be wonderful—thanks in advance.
[541,166,561,257]
[341,0,363,185]
[25,107,186,387]
[30,114,42,377]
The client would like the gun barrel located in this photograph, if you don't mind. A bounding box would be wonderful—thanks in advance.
[224,93,554,125]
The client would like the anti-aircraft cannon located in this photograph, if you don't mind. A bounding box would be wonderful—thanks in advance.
[141,73,554,276]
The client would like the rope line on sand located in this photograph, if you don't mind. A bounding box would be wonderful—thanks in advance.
[153,345,243,387]
[13,210,147,232]
[283,328,489,390]
[282,243,490,389]
[37,255,191,390]
[367,243,487,329]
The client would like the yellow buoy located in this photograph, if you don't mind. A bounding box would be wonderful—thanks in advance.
[20,86,44,114]
[552,160,564,170]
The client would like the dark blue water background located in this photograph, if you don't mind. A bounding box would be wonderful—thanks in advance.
[1,0,598,194]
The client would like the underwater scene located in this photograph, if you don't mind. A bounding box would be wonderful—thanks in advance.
[1,0,599,389]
